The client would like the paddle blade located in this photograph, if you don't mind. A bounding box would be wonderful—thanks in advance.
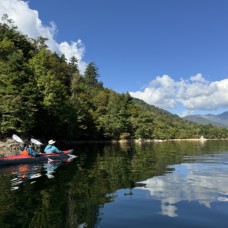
[12,134,23,143]
[31,138,43,146]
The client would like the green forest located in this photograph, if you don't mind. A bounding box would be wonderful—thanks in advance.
[1,15,228,141]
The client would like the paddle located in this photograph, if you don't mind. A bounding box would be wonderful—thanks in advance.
[31,138,43,146]
[12,134,24,143]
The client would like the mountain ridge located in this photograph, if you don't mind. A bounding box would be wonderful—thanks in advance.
[183,111,228,127]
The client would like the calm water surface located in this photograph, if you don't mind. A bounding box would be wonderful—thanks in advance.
[0,140,228,228]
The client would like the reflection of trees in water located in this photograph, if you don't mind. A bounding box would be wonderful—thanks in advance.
[0,161,65,227]
[0,140,228,227]
[57,141,218,227]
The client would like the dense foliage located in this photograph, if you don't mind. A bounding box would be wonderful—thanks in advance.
[1,16,228,140]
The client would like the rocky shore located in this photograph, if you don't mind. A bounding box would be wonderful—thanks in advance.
[0,138,21,157]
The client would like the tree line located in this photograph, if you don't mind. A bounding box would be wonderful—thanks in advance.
[1,15,228,141]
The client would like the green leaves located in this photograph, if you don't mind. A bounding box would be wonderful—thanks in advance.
[84,62,99,86]
[1,16,228,140]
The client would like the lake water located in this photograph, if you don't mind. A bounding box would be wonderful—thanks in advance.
[0,140,228,228]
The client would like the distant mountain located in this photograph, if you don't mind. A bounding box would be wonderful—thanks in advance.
[183,112,228,127]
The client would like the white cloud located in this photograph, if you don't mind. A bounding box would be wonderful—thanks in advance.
[130,73,228,115]
[0,0,86,73]
[59,40,86,73]
[131,75,177,109]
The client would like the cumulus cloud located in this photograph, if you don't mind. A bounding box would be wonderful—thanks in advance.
[130,73,228,115]
[0,0,86,73]
[59,40,86,72]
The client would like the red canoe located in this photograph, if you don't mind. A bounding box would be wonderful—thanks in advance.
[0,149,74,166]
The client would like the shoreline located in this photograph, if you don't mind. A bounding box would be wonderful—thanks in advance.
[1,137,227,157]
[63,136,210,144]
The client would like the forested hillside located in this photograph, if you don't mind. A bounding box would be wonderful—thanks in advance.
[1,15,228,140]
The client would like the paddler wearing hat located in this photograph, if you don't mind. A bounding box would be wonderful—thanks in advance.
[44,139,61,154]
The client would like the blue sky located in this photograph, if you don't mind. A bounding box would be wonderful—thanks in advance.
[1,0,228,116]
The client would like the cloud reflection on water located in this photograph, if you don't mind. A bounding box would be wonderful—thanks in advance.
[136,154,228,217]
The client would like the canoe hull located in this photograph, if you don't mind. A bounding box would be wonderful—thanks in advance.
[0,149,74,166]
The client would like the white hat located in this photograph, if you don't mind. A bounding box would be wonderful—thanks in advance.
[48,139,56,145]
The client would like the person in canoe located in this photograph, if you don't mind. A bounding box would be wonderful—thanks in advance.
[44,140,61,154]
[19,140,40,157]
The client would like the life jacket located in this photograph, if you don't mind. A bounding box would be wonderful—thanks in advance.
[20,149,29,156]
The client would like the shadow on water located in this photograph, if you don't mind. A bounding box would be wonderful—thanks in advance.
[0,140,228,227]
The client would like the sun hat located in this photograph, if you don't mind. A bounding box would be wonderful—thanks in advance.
[48,139,56,145]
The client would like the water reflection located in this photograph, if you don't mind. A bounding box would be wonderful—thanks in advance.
[136,153,228,217]
[43,159,62,179]
[1,141,228,228]
[9,159,68,190]
[10,164,42,190]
